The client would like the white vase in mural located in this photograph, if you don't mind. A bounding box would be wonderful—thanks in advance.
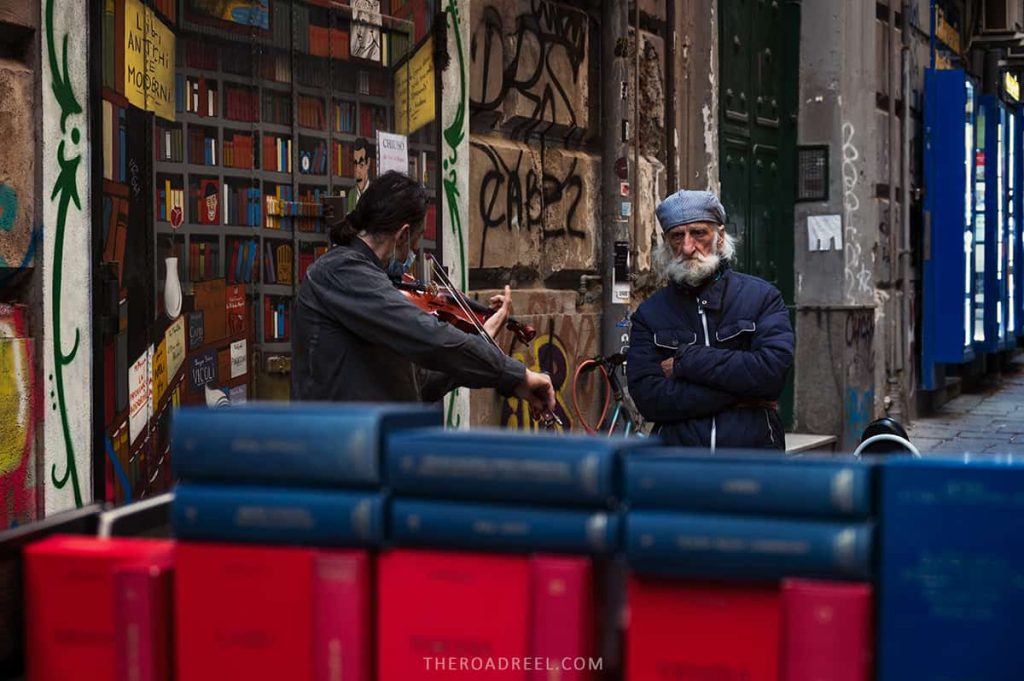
[164,256,182,319]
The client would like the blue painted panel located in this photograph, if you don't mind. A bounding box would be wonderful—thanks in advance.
[922,69,977,389]
[978,96,1012,352]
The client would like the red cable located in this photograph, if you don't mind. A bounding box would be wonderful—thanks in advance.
[572,359,611,435]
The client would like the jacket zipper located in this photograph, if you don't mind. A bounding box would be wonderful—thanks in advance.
[699,300,716,452]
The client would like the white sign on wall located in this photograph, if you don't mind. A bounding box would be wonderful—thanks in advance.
[377,131,409,176]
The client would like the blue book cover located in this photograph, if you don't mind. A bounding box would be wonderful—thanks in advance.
[386,428,648,507]
[172,483,384,547]
[879,456,1024,681]
[389,498,620,555]
[626,511,873,581]
[624,450,874,518]
[171,403,441,486]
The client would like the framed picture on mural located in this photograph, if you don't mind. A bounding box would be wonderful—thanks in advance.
[186,0,271,32]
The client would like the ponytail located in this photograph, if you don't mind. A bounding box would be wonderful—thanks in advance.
[329,210,361,247]
[324,171,427,247]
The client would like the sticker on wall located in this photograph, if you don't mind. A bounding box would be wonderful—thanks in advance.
[166,316,185,379]
[620,201,632,218]
[230,339,247,379]
[807,214,843,251]
[128,347,152,444]
[620,181,630,197]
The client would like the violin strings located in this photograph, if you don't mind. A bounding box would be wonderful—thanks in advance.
[428,257,503,352]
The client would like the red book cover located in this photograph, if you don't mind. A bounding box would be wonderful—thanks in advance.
[175,542,316,681]
[378,549,530,681]
[626,577,781,681]
[529,555,593,681]
[314,550,371,681]
[780,579,872,681]
[25,536,175,681]
[114,558,174,681]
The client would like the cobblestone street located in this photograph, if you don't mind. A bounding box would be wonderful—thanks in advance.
[908,358,1024,455]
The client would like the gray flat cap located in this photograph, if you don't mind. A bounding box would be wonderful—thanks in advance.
[655,190,727,232]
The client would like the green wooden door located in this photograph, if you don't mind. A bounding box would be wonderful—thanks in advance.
[720,0,800,424]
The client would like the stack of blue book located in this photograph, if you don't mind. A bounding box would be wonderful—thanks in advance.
[169,403,441,547]
[623,451,877,580]
[878,455,1024,681]
[384,428,654,555]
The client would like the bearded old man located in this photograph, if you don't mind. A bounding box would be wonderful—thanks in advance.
[626,189,794,450]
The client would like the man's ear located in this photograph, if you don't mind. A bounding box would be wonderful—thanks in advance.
[397,224,410,245]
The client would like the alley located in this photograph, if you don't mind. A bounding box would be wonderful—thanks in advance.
[907,357,1024,456]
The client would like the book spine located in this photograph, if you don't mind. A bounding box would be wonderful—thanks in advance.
[172,484,384,547]
[314,551,371,681]
[390,499,620,555]
[626,512,874,581]
[386,437,615,507]
[781,579,872,681]
[625,458,873,518]
[170,410,381,485]
[529,556,593,681]
[115,565,173,681]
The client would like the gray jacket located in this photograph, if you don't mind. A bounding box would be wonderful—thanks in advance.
[291,239,526,403]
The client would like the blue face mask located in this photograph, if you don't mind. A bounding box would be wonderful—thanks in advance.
[387,249,416,278]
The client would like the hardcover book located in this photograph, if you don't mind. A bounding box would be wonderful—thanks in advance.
[25,536,175,681]
[780,579,872,681]
[624,451,875,518]
[377,549,530,680]
[171,403,441,487]
[626,577,781,681]
[878,456,1024,681]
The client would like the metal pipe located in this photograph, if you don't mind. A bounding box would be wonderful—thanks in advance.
[601,0,632,359]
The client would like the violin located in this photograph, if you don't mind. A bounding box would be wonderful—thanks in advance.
[394,261,562,430]
[395,278,537,345]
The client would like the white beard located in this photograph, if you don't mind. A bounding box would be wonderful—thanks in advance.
[659,247,722,287]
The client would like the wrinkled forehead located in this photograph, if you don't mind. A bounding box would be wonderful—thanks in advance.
[666,221,721,237]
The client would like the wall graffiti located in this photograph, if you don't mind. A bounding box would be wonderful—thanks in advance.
[470,308,601,431]
[841,121,872,301]
[469,0,588,134]
[469,139,597,272]
[0,305,36,529]
[43,0,92,513]
[0,57,36,271]
[844,307,875,376]
[844,387,875,448]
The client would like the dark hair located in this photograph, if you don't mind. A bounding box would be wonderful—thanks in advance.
[353,136,373,159]
[330,170,427,246]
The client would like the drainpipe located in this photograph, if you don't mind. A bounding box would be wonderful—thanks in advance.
[887,0,901,420]
[900,1,913,419]
[601,0,633,359]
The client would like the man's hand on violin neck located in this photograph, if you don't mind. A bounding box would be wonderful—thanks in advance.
[482,285,513,340]
[515,369,557,421]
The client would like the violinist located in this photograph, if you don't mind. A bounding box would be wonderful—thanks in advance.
[291,171,556,419]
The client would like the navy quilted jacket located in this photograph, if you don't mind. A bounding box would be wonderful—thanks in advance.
[626,266,794,450]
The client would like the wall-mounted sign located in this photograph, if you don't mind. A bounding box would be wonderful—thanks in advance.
[395,36,436,135]
[1005,72,1021,103]
[125,0,176,120]
[377,131,409,176]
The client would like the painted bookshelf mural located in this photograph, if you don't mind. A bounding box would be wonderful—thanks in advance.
[99,0,438,505]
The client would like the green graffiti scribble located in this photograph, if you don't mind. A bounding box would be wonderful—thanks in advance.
[45,0,84,507]
[442,0,468,291]
[442,0,469,429]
